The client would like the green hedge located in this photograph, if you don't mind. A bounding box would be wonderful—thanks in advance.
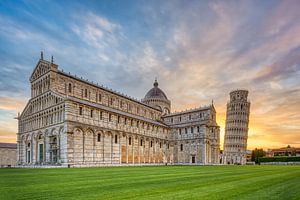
[258,156,300,163]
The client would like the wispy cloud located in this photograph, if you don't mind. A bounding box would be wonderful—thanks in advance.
[0,97,26,111]
[72,12,121,51]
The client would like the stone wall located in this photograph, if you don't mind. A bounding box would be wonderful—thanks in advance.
[0,147,17,167]
[163,106,220,164]
[65,121,173,167]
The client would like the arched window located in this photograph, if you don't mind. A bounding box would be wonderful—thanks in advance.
[180,144,183,151]
[151,141,153,147]
[129,137,132,145]
[90,109,93,118]
[68,83,72,93]
[97,133,101,142]
[140,139,143,146]
[115,135,118,144]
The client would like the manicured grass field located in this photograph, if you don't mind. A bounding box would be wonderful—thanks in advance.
[0,165,299,200]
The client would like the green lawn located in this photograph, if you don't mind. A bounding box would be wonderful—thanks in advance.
[0,165,299,200]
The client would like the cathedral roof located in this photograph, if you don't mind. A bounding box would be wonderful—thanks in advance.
[144,79,168,101]
[57,70,162,112]
[164,105,212,117]
[0,143,17,149]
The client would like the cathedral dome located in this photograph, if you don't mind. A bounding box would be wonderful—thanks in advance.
[144,79,168,100]
[142,79,171,115]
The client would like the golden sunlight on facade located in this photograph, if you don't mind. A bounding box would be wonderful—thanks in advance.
[16,56,221,167]
[0,90,298,151]
[0,94,297,151]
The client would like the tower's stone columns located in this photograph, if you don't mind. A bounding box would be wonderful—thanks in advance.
[223,90,250,165]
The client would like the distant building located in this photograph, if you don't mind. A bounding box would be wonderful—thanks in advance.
[0,143,17,167]
[223,90,250,165]
[246,150,252,162]
[266,147,300,157]
[17,54,220,167]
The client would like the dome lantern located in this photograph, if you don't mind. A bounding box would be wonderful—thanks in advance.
[153,78,158,87]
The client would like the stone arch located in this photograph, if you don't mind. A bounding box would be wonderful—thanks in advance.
[50,127,58,136]
[44,129,50,137]
[21,134,26,141]
[105,130,112,137]
[73,127,84,163]
[85,127,94,135]
[26,134,32,141]
[31,132,37,140]
[163,107,170,115]
[73,127,84,134]
[58,126,64,135]
[49,128,59,158]
[103,130,113,164]
[37,131,44,140]
[84,128,94,163]
[155,105,162,111]
[113,132,120,144]
[96,129,104,136]
[94,130,104,162]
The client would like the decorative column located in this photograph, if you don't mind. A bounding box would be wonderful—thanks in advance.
[202,140,206,164]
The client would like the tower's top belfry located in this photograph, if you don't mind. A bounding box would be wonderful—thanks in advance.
[229,90,249,102]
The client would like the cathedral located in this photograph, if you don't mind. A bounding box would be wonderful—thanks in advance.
[17,54,220,167]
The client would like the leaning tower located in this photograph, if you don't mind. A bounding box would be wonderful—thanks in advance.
[223,90,250,164]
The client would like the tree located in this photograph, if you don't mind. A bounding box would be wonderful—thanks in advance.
[251,148,266,163]
[291,149,296,156]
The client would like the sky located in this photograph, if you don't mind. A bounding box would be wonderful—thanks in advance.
[0,0,300,150]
